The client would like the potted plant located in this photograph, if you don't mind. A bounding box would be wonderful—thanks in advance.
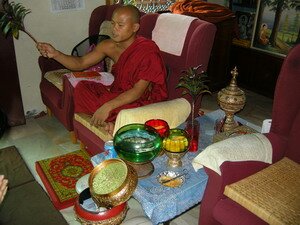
[176,65,211,151]
[0,1,37,43]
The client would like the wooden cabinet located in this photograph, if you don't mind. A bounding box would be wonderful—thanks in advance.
[0,35,25,126]
[207,16,236,92]
[229,45,284,98]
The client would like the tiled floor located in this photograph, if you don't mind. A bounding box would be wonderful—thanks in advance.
[0,89,273,225]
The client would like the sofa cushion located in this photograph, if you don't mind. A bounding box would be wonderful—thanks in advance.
[0,146,34,188]
[99,20,113,38]
[192,133,272,175]
[113,97,191,135]
[0,181,68,225]
[0,146,68,225]
[74,113,113,142]
[44,69,71,92]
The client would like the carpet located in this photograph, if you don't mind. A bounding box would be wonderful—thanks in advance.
[35,150,93,210]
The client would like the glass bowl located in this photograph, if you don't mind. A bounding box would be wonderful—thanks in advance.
[145,119,170,138]
[163,129,189,153]
[114,123,162,164]
[163,129,190,167]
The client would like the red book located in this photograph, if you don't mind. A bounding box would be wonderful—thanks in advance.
[35,150,93,210]
[72,71,100,78]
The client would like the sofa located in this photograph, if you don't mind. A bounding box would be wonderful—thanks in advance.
[0,146,68,225]
[198,43,300,225]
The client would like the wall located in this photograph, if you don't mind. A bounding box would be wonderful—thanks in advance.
[12,0,105,115]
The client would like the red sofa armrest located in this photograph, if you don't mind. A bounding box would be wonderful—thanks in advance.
[199,162,268,225]
[264,132,287,162]
[38,56,64,76]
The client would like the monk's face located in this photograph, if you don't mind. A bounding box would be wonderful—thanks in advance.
[111,8,139,44]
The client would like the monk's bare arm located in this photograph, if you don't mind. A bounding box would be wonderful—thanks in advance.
[36,39,113,71]
[91,80,150,126]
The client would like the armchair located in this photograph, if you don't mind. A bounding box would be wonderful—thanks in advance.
[73,13,217,156]
[198,43,300,225]
[38,4,121,142]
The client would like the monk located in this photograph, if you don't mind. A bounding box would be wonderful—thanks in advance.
[37,5,168,134]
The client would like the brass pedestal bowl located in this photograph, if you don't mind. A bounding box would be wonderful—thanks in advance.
[89,158,137,209]
[163,129,189,168]
[114,124,163,178]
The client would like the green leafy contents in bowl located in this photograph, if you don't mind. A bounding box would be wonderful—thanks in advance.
[92,161,127,195]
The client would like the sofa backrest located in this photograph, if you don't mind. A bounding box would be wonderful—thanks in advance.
[138,13,216,104]
[89,6,216,115]
[286,108,300,163]
[269,44,300,142]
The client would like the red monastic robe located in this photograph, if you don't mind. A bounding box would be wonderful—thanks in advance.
[74,36,168,122]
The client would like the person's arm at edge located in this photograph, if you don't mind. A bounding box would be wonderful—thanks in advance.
[0,175,8,204]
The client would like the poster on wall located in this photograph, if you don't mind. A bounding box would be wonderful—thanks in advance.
[233,11,256,47]
[230,0,260,48]
[251,0,300,57]
[50,0,85,12]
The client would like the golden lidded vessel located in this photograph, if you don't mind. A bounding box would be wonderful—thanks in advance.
[217,67,246,131]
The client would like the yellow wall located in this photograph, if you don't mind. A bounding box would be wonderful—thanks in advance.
[12,0,105,115]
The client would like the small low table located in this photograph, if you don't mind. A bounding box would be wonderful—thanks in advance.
[133,110,260,224]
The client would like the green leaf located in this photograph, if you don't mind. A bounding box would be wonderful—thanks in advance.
[0,1,31,39]
[176,65,211,101]
[12,27,19,39]
[3,21,12,35]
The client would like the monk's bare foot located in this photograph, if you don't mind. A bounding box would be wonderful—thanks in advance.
[104,122,115,135]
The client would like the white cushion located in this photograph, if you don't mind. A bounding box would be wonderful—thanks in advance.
[192,133,272,175]
[113,98,191,135]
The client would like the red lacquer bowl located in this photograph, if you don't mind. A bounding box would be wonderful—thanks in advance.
[74,188,128,225]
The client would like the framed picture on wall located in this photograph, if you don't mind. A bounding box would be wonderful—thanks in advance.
[230,0,260,47]
[232,11,256,47]
[251,0,300,57]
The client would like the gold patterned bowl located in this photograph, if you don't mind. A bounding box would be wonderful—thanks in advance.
[89,158,138,208]
[74,188,128,225]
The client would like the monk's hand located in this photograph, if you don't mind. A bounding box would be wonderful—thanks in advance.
[91,105,110,127]
[36,42,58,59]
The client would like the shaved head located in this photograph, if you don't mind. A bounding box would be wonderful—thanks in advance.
[113,5,141,24]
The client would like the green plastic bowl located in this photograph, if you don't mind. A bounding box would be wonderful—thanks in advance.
[113,124,162,163]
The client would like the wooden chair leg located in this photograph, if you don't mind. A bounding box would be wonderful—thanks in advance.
[80,141,86,151]
[70,131,77,144]
[46,107,52,117]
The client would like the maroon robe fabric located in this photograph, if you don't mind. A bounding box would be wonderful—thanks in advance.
[74,36,168,122]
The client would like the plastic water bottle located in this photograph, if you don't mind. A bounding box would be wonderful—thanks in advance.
[104,140,118,158]
[91,141,118,167]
